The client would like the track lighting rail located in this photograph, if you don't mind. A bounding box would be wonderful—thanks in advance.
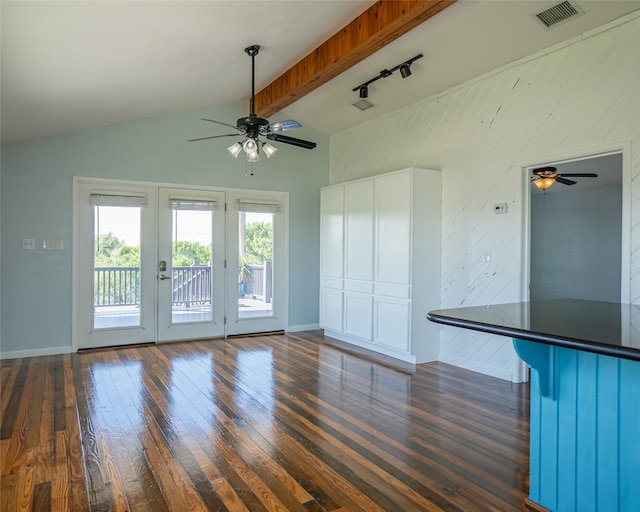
[352,54,423,98]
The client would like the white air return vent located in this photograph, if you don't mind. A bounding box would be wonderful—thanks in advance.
[534,1,583,28]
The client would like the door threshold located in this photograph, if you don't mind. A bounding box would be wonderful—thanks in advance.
[226,330,285,339]
[77,342,156,353]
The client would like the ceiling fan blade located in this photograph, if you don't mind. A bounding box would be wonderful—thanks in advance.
[200,118,242,131]
[560,173,598,177]
[266,133,317,149]
[555,177,577,185]
[187,133,239,142]
[269,119,302,132]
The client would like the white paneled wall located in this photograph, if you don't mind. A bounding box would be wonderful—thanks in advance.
[330,14,640,381]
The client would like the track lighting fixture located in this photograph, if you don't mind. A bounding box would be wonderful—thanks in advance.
[352,53,423,100]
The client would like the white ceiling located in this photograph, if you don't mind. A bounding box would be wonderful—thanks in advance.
[2,0,639,144]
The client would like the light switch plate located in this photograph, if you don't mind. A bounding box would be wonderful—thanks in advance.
[22,239,36,250]
[43,239,64,250]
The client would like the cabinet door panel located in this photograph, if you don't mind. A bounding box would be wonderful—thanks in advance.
[343,293,373,340]
[375,172,411,284]
[319,289,343,332]
[345,180,374,280]
[320,187,344,278]
[374,297,410,351]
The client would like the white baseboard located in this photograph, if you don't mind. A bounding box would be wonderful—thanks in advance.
[0,345,74,360]
[439,353,518,382]
[286,324,320,333]
[323,329,417,364]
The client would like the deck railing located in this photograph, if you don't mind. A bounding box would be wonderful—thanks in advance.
[171,265,211,307]
[243,261,272,303]
[94,267,140,306]
[94,265,212,307]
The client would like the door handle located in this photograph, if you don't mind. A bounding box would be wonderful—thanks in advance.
[158,275,170,281]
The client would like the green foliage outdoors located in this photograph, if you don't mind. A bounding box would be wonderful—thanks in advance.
[95,233,140,267]
[94,223,272,268]
[94,234,212,267]
[243,222,273,265]
[171,241,212,267]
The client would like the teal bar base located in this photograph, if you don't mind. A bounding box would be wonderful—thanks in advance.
[513,339,640,512]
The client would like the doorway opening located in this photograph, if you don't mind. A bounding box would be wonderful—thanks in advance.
[526,151,625,302]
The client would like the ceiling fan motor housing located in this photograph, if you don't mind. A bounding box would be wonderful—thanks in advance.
[237,114,269,139]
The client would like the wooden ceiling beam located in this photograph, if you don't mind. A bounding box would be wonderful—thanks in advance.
[254,0,457,118]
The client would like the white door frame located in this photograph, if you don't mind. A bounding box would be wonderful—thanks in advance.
[73,178,290,350]
[518,141,631,304]
[157,187,226,342]
[225,190,289,335]
[74,179,158,349]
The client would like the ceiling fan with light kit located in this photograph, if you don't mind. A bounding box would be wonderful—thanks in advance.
[188,45,316,163]
[531,166,598,191]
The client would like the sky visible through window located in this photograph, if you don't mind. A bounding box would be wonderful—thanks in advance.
[95,206,269,246]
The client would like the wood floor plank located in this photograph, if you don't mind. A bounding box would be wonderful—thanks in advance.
[65,354,90,511]
[1,361,39,477]
[51,431,71,512]
[0,331,529,511]
[1,358,21,423]
[0,359,30,439]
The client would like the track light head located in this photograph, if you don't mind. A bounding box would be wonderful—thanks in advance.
[359,86,368,99]
[399,63,412,78]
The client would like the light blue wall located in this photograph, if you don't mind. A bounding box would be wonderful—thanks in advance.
[531,184,622,302]
[0,101,329,355]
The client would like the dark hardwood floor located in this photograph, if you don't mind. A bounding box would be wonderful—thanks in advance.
[1,330,529,511]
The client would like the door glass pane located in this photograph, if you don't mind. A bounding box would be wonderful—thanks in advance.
[171,208,213,323]
[238,211,274,319]
[93,206,141,329]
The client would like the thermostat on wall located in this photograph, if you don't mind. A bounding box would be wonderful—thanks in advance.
[493,203,508,214]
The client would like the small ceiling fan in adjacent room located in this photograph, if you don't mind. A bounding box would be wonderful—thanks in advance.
[531,166,598,190]
[188,45,316,162]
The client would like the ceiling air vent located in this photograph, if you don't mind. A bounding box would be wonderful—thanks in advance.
[534,1,583,28]
[352,99,375,111]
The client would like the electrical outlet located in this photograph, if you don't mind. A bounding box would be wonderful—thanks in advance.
[43,239,64,250]
[22,239,36,250]
[493,203,508,214]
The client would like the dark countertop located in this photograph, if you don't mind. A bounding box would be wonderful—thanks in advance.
[427,298,640,362]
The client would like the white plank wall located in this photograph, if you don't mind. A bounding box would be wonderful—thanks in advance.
[329,13,640,381]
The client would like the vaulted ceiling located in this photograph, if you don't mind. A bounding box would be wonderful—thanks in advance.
[2,0,639,143]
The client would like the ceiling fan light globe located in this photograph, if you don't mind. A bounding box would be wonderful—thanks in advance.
[242,138,257,154]
[246,150,259,162]
[227,142,242,158]
[533,177,556,190]
[263,142,278,158]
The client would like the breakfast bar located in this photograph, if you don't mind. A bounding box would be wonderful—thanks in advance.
[427,299,639,512]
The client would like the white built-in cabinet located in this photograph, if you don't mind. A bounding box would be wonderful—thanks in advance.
[319,168,442,364]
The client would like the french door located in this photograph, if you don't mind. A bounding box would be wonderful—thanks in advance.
[156,187,225,342]
[225,192,287,335]
[75,180,286,349]
[76,182,158,349]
